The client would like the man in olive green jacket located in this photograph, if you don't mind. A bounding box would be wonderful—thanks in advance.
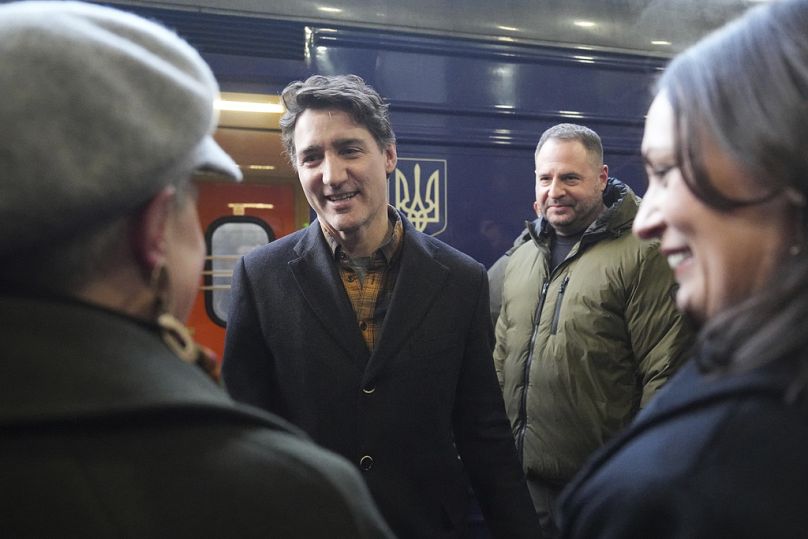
[492,124,693,538]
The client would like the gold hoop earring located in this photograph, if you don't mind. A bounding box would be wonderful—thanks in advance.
[150,262,171,317]
[151,263,221,383]
[790,212,807,258]
[157,311,197,363]
[784,193,807,257]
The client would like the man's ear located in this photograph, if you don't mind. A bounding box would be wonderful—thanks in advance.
[384,144,398,175]
[130,186,176,276]
[599,164,609,191]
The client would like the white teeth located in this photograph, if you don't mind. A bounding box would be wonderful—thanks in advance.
[328,192,356,201]
[667,252,688,269]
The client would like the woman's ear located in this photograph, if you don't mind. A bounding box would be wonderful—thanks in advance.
[130,186,176,275]
[785,187,806,208]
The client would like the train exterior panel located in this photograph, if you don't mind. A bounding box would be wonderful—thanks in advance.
[100,2,666,358]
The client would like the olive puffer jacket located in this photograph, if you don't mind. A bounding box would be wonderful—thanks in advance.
[493,179,693,484]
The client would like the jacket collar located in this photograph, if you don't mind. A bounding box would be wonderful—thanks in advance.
[637,350,798,422]
[527,177,639,246]
[289,211,450,383]
[366,214,450,383]
[561,355,798,515]
[0,294,236,426]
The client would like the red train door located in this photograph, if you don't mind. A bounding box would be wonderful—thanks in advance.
[187,92,309,362]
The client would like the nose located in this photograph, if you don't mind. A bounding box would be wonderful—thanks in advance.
[321,154,346,186]
[633,184,665,240]
[547,177,565,198]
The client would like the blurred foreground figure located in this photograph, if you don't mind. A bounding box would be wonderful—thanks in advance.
[559,1,808,537]
[0,2,392,537]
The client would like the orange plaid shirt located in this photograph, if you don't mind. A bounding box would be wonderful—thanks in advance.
[323,208,403,351]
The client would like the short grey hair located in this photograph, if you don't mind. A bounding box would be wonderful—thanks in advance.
[1,180,196,293]
[535,123,604,167]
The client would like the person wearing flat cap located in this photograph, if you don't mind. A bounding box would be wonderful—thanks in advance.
[0,2,392,537]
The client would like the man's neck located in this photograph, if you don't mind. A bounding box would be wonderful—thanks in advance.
[331,213,392,258]
[552,202,607,237]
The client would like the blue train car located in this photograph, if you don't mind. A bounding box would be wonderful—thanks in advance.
[96,0,749,355]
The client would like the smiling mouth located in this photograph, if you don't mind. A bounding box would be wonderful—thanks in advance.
[326,192,358,202]
[666,251,691,270]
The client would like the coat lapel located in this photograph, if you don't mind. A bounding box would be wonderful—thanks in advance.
[287,223,370,365]
[363,220,449,383]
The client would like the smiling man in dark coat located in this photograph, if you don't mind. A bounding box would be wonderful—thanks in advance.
[222,74,540,538]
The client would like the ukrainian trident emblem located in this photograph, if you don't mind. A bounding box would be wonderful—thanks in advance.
[392,158,447,236]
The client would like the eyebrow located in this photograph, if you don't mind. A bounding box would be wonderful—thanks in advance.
[298,137,368,156]
[642,152,675,167]
[536,170,582,178]
[298,144,322,157]
[333,137,367,148]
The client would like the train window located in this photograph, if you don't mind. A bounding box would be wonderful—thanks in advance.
[204,215,275,326]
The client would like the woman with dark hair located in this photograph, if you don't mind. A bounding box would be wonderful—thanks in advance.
[558,0,808,537]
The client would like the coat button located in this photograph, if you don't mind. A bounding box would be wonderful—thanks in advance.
[359,320,368,331]
[359,455,374,471]
[362,386,375,394]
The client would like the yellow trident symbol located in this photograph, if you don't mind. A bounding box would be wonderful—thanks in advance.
[395,163,441,232]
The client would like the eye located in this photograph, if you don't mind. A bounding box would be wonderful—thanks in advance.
[299,153,321,166]
[653,165,674,178]
[644,163,676,186]
[341,146,362,157]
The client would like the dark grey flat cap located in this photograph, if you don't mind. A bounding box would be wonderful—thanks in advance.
[0,1,242,254]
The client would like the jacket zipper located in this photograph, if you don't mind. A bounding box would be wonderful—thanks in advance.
[517,279,549,463]
[550,275,570,335]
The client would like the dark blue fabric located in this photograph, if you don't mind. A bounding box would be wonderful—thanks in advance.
[223,215,541,538]
[558,356,808,538]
